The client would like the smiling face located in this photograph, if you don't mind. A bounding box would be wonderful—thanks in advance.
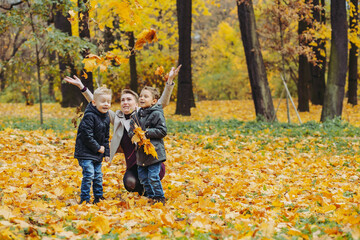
[121,93,138,114]
[92,94,111,114]
[139,89,157,108]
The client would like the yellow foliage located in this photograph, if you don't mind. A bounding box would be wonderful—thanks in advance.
[131,123,158,159]
[1,101,360,238]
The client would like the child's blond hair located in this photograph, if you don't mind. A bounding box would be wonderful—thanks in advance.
[94,86,112,100]
[142,86,160,100]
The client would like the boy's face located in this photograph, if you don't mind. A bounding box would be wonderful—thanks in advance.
[121,93,138,114]
[139,90,157,108]
[92,94,111,114]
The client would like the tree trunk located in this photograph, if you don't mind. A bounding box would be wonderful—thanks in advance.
[320,0,348,121]
[128,31,138,93]
[310,0,326,105]
[175,0,195,116]
[103,26,115,52]
[297,9,311,112]
[78,0,94,106]
[26,0,43,124]
[54,11,83,107]
[237,0,276,121]
[0,70,5,91]
[48,51,56,101]
[347,0,358,105]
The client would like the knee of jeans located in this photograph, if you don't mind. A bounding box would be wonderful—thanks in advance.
[83,171,95,180]
[148,174,160,183]
[94,172,103,179]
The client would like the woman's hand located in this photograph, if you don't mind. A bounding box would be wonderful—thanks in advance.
[166,65,182,85]
[63,75,84,89]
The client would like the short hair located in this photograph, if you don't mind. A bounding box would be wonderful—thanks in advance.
[121,89,139,103]
[94,86,112,100]
[142,86,160,100]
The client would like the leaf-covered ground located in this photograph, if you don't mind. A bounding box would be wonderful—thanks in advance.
[1,101,360,239]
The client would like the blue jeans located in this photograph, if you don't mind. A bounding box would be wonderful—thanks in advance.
[138,162,164,198]
[78,160,103,201]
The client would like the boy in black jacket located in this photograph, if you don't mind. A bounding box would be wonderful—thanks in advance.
[130,86,167,204]
[75,86,112,204]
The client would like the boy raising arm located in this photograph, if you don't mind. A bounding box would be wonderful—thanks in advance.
[129,86,167,204]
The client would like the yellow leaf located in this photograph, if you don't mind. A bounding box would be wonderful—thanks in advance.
[161,213,174,226]
[143,139,158,159]
[155,66,164,76]
[86,53,102,60]
[135,29,158,50]
[82,58,97,72]
[114,56,129,65]
[92,215,110,234]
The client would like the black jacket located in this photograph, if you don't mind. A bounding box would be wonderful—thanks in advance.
[74,103,110,162]
[130,104,167,167]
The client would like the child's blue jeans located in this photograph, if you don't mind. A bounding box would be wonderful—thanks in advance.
[138,162,164,198]
[78,160,103,201]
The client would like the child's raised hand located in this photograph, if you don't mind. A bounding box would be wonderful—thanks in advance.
[98,146,105,154]
[167,65,182,85]
[64,75,84,89]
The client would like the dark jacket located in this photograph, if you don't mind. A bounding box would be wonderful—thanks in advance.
[130,104,167,167]
[74,103,110,162]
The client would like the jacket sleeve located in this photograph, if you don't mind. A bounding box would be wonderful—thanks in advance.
[80,114,101,153]
[104,120,110,157]
[82,88,93,103]
[157,82,174,108]
[145,112,167,139]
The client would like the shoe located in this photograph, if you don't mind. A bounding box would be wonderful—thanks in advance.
[93,196,106,204]
[79,199,90,204]
[152,197,166,205]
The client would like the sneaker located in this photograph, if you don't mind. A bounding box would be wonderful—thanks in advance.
[152,197,166,205]
[79,199,90,204]
[93,196,106,204]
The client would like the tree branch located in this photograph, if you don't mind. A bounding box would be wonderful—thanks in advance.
[0,1,24,10]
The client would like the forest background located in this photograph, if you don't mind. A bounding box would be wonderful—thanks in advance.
[1,0,358,120]
[1,0,360,239]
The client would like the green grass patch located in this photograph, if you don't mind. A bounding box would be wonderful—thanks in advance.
[167,117,360,138]
[0,117,75,132]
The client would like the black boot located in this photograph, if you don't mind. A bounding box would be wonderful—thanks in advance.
[79,199,90,204]
[152,197,166,205]
[93,196,106,204]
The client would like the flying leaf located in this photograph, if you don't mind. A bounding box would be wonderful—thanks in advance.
[82,58,97,72]
[134,29,158,50]
[81,71,88,79]
[155,66,164,76]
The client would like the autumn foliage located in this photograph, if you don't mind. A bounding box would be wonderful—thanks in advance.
[1,101,360,239]
[131,123,158,159]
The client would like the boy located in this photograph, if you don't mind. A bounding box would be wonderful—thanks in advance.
[74,86,112,204]
[130,86,167,204]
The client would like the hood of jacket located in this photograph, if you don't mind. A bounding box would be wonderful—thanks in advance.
[85,102,109,118]
[138,104,163,118]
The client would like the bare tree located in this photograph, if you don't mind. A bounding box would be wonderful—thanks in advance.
[237,0,276,121]
[321,0,348,121]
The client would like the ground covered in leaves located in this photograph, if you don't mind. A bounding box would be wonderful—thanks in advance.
[1,101,360,239]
